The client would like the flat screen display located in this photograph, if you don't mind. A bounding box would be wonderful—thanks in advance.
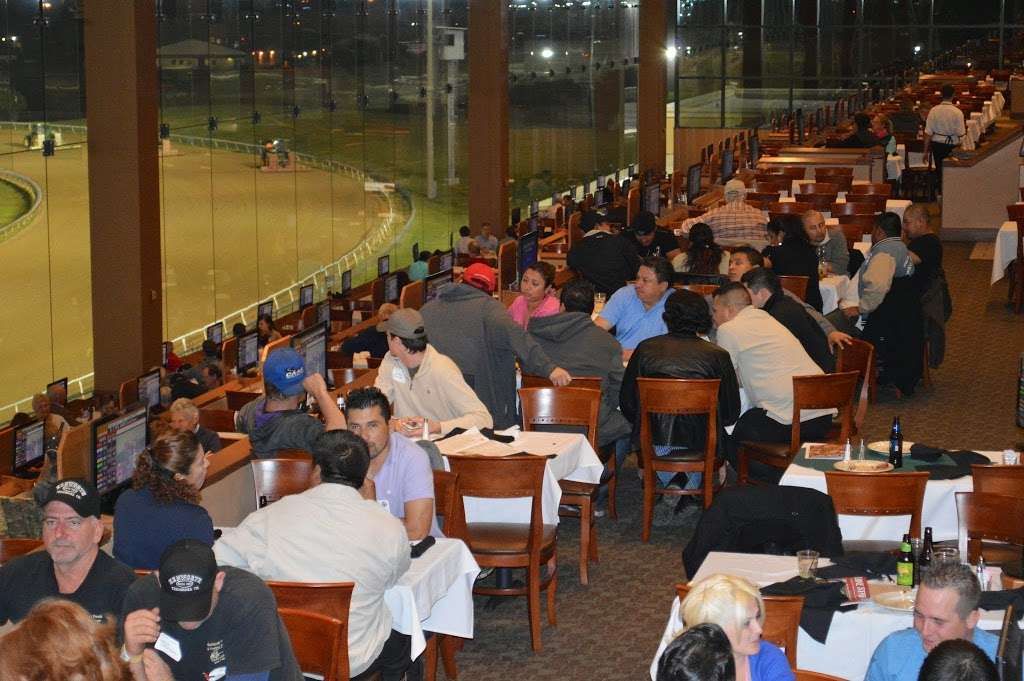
[237,330,260,372]
[517,231,539,278]
[206,322,223,345]
[46,377,68,401]
[384,273,399,303]
[13,420,44,474]
[686,163,703,204]
[721,149,735,184]
[438,250,454,272]
[628,164,635,177]
[749,135,760,167]
[341,269,352,294]
[292,322,327,380]
[258,300,273,319]
[511,207,521,225]
[299,283,314,310]
[93,405,148,496]
[424,269,453,304]
[161,342,169,368]
[377,255,390,277]
[644,183,661,215]
[316,300,330,325]
[137,370,161,410]
[529,201,539,217]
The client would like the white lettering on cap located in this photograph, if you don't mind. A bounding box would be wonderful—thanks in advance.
[167,574,204,593]
[56,480,88,500]
[284,367,303,379]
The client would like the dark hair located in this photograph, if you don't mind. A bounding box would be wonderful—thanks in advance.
[389,333,428,354]
[640,256,674,285]
[631,210,657,233]
[201,340,220,358]
[344,386,393,422]
[311,429,370,489]
[202,363,223,384]
[257,314,276,332]
[132,430,203,505]
[917,639,998,681]
[656,623,735,681]
[683,224,724,275]
[560,278,595,315]
[778,213,810,245]
[232,322,246,338]
[940,84,955,100]
[740,266,781,296]
[712,281,753,309]
[854,112,872,130]
[9,412,32,428]
[663,290,712,336]
[525,261,556,289]
[766,217,785,237]
[459,225,470,237]
[731,246,764,268]
[876,211,903,239]
[417,251,431,262]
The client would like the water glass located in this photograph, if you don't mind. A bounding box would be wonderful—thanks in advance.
[1003,449,1020,465]
[933,547,961,565]
[797,550,819,579]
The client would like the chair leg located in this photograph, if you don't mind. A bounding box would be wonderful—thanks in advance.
[921,341,932,388]
[641,471,655,543]
[607,455,618,520]
[577,497,591,586]
[588,517,599,563]
[424,636,438,681]
[528,562,543,652]
[546,553,558,626]
[440,635,460,679]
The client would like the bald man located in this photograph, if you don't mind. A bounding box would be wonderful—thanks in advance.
[803,210,849,276]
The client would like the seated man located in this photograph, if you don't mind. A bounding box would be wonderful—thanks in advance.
[620,290,740,494]
[408,251,431,281]
[168,397,222,453]
[712,284,834,483]
[0,479,135,625]
[122,539,303,681]
[214,430,411,680]
[596,256,674,357]
[865,561,998,681]
[567,211,641,296]
[677,179,768,246]
[741,268,833,372]
[475,221,498,253]
[374,308,493,437]
[829,112,879,148]
[627,211,682,260]
[235,347,346,457]
[802,210,850,277]
[345,386,441,539]
[341,303,398,359]
[455,225,473,255]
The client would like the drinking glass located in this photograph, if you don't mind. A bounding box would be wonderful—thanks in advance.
[797,550,819,579]
[933,547,961,565]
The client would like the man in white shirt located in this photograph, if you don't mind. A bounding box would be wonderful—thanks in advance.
[712,283,835,483]
[214,430,411,680]
[923,84,966,190]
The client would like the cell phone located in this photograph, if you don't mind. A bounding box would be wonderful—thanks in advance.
[410,535,436,558]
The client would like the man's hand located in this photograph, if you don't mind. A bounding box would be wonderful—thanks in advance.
[842,306,860,319]
[123,608,161,656]
[302,373,329,397]
[141,650,175,681]
[827,331,854,352]
[548,368,571,386]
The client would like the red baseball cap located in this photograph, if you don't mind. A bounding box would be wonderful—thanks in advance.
[463,263,496,293]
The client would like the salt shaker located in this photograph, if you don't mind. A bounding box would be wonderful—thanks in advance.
[843,438,852,462]
[976,557,989,591]
[857,438,866,461]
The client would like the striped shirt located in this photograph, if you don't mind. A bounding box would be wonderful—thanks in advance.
[679,200,769,242]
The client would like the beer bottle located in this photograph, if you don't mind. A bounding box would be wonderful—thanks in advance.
[919,527,934,569]
[897,535,915,587]
[888,416,904,468]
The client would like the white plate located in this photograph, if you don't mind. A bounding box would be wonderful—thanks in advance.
[867,440,916,454]
[833,460,895,473]
[872,589,916,612]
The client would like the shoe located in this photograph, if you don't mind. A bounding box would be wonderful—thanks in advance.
[593,507,607,518]
[475,567,494,582]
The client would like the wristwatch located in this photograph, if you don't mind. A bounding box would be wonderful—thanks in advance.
[120,645,144,664]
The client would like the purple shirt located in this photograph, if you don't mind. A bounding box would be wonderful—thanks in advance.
[373,433,442,537]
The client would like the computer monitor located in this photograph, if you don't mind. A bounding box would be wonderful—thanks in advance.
[316,299,330,325]
[424,268,453,304]
[628,164,636,177]
[597,175,605,192]
[517,230,539,279]
[572,185,582,201]
[686,163,703,204]
[511,207,521,226]
[551,192,559,206]
[161,342,169,368]
[46,377,68,401]
[237,330,260,373]
[438,249,454,272]
[527,216,538,234]
[13,420,44,476]
[748,135,760,167]
[720,148,735,184]
[258,300,273,320]
[621,178,631,196]
[136,369,161,410]
[341,269,352,295]
[292,322,328,381]
[384,273,399,303]
[377,255,390,277]
[299,283,314,310]
[529,200,539,217]
[644,183,661,215]
[206,322,223,345]
[92,405,148,509]
[616,170,623,184]
[595,186,607,208]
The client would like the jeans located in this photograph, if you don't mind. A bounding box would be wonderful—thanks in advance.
[352,629,411,681]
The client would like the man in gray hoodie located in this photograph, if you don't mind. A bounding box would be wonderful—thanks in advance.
[420,263,571,429]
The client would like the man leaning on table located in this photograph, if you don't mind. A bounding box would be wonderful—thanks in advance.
[864,562,998,681]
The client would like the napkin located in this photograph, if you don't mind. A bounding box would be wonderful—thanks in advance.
[908,443,943,462]
[761,577,854,643]
[914,464,972,480]
[817,551,898,580]
[437,427,517,444]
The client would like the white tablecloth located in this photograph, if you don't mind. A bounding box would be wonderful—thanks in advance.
[651,552,1010,681]
[992,220,1020,284]
[886,155,905,181]
[779,450,1002,542]
[993,90,1005,114]
[386,537,479,658]
[438,430,603,525]
[819,275,849,315]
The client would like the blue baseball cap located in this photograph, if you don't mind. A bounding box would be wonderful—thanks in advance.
[263,347,307,396]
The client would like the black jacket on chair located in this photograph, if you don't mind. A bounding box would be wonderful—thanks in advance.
[682,485,845,577]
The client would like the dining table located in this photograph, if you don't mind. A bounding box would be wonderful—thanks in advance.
[991,220,1020,285]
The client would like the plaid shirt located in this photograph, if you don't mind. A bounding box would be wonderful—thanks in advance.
[680,200,768,242]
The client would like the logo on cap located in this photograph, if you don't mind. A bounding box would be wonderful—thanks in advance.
[284,367,303,379]
[167,574,205,593]
[56,480,88,500]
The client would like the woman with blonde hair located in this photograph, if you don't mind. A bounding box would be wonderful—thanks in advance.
[0,599,130,681]
[679,574,794,681]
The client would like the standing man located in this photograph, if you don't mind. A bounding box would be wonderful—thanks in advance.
[923,85,966,191]
[567,211,641,296]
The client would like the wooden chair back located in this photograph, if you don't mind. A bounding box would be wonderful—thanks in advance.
[795,671,847,681]
[769,166,807,179]
[427,254,441,275]
[955,492,1024,564]
[399,280,424,310]
[825,471,929,537]
[260,334,293,364]
[277,608,345,681]
[226,389,261,412]
[788,371,858,453]
[767,201,811,216]
[497,240,518,293]
[118,378,137,411]
[970,464,1024,497]
[300,306,317,330]
[676,283,719,297]
[57,423,93,481]
[830,202,877,217]
[0,538,43,564]
[835,339,875,433]
[778,275,809,301]
[796,183,839,195]
[794,193,838,212]
[518,386,601,451]
[331,367,372,387]
[267,581,354,681]
[520,375,602,393]
[674,583,803,668]
[1007,205,1024,259]
[250,457,315,508]
[753,180,790,194]
[222,336,238,372]
[432,469,461,536]
[839,222,863,249]
[837,213,878,236]
[813,166,853,176]
[847,183,892,197]
[198,408,237,434]
[814,174,854,192]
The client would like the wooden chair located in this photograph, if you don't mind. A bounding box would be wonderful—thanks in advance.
[971,463,1024,497]
[267,582,354,680]
[331,367,372,387]
[794,193,839,212]
[747,191,781,205]
[278,608,345,681]
[118,378,137,411]
[432,470,460,535]
[198,408,236,434]
[225,389,261,412]
[446,455,557,652]
[837,213,878,236]
[1005,205,1024,313]
[768,202,812,218]
[778,275,809,301]
[830,201,877,217]
[497,240,517,293]
[955,492,1024,565]
[825,471,929,552]
[839,222,864,250]
[836,338,876,429]
[795,183,839,195]
[518,386,601,585]
[814,166,854,176]
[222,335,238,373]
[674,583,804,669]
[753,180,790,194]
[250,457,314,508]
[676,283,719,297]
[0,537,42,564]
[259,334,293,365]
[399,280,425,310]
[637,378,721,543]
[813,174,854,192]
[738,372,859,485]
[847,183,892,198]
[795,671,846,681]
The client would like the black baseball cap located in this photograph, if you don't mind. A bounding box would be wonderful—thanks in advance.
[42,478,101,519]
[158,539,219,622]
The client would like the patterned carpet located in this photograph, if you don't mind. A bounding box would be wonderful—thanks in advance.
[450,240,1024,681]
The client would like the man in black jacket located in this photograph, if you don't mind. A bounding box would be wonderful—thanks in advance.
[741,267,834,372]
[620,289,740,496]
[567,211,640,296]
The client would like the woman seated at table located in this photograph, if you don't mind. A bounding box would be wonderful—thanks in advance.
[672,223,729,276]
[113,427,213,569]
[508,261,560,329]
[679,574,794,681]
[257,313,282,348]
[761,214,823,312]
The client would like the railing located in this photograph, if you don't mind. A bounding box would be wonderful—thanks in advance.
[0,168,43,244]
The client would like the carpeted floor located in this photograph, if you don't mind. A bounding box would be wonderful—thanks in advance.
[450,239,1024,681]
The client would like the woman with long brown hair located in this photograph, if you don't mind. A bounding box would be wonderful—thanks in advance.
[112,428,213,569]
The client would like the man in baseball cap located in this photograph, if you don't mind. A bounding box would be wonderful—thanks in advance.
[462,262,496,293]
[0,478,135,625]
[122,539,303,680]
[627,210,682,260]
[235,346,347,457]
